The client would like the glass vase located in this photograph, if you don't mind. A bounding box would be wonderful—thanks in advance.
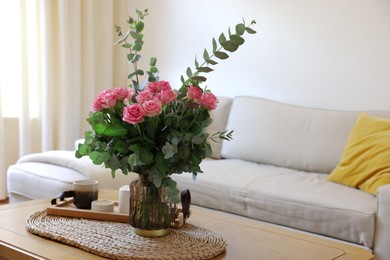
[129,176,173,237]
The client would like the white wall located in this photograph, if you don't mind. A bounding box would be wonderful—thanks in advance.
[128,0,390,110]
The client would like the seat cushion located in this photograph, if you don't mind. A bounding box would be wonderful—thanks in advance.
[173,158,377,248]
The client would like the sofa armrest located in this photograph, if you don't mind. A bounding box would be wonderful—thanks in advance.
[374,184,390,259]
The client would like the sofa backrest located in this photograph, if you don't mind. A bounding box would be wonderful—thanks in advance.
[205,96,233,159]
[220,96,390,173]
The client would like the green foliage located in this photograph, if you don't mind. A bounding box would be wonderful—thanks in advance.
[77,8,256,204]
[180,19,256,88]
[114,8,159,91]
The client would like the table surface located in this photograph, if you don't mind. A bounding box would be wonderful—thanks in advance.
[0,190,374,260]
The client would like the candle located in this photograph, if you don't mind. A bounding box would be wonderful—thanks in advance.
[91,200,114,212]
[119,185,130,214]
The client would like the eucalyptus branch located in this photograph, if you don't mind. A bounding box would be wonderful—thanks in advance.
[180,19,257,89]
[114,8,159,91]
[208,130,234,142]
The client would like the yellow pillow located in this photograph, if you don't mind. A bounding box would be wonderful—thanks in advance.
[327,113,390,195]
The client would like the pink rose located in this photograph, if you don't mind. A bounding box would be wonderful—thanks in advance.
[146,82,159,94]
[114,87,133,100]
[143,99,162,117]
[158,89,176,104]
[122,104,144,125]
[101,90,117,109]
[187,85,203,101]
[146,81,172,94]
[92,95,104,112]
[200,92,218,110]
[156,81,172,92]
[135,90,153,104]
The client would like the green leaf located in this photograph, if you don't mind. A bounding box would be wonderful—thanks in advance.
[180,75,186,85]
[190,76,207,82]
[122,43,132,48]
[221,40,239,52]
[212,38,217,52]
[155,152,168,174]
[139,147,154,164]
[89,151,110,165]
[192,133,207,144]
[186,67,193,78]
[214,51,229,60]
[205,59,218,65]
[245,27,257,34]
[130,31,143,40]
[162,142,177,159]
[149,66,158,73]
[128,69,144,79]
[218,33,227,44]
[230,34,245,45]
[104,125,127,137]
[135,21,144,32]
[203,49,210,61]
[149,57,157,66]
[153,174,163,188]
[194,57,199,68]
[235,23,245,35]
[178,146,190,160]
[196,67,214,73]
[132,42,142,51]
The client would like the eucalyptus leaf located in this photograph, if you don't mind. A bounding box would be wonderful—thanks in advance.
[196,67,214,73]
[221,40,239,52]
[132,42,142,51]
[149,57,157,66]
[212,38,217,52]
[214,51,229,60]
[230,34,245,45]
[186,67,193,78]
[235,23,245,35]
[203,49,210,61]
[206,59,218,65]
[190,76,207,82]
[139,148,154,164]
[245,27,257,34]
[195,57,199,68]
[218,33,227,44]
[135,21,144,32]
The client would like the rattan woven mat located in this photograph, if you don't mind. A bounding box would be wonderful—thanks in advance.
[26,210,227,259]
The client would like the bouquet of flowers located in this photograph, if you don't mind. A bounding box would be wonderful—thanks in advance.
[76,8,256,203]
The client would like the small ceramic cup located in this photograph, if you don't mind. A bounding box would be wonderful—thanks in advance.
[72,180,99,209]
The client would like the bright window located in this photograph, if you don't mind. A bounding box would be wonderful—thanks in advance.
[0,1,22,117]
[0,1,39,118]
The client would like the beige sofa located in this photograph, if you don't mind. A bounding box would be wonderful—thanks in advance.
[7,96,390,259]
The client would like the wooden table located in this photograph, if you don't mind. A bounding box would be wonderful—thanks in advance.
[0,190,374,260]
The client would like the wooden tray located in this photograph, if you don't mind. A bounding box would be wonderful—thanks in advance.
[47,200,129,223]
[47,199,189,228]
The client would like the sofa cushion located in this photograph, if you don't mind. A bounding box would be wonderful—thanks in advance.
[173,158,377,248]
[327,113,390,195]
[221,96,390,173]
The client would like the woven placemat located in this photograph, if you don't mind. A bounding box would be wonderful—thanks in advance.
[26,210,226,259]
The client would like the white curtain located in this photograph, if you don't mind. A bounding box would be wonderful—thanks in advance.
[0,0,131,199]
[0,76,5,200]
